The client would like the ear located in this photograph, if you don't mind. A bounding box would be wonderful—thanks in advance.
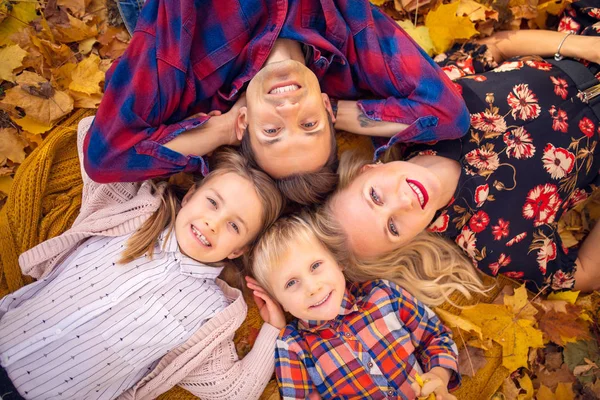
[227,245,248,260]
[321,93,336,124]
[359,163,380,174]
[235,106,248,142]
[181,185,198,207]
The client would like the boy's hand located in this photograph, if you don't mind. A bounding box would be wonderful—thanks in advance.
[410,369,456,400]
[245,276,286,330]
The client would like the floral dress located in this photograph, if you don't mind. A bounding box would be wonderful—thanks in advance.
[400,0,600,292]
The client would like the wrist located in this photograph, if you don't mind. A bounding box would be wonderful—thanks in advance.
[428,367,452,385]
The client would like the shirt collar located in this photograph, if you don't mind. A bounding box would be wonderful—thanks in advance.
[298,282,360,331]
[158,230,223,280]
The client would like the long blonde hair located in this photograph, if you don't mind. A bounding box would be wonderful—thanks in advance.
[119,147,285,265]
[322,150,488,306]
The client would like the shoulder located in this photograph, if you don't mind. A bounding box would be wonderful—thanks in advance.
[358,279,411,301]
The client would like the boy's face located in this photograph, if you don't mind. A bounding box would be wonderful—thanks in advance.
[175,172,263,263]
[268,233,346,321]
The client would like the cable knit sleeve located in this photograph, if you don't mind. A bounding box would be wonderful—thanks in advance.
[178,323,281,399]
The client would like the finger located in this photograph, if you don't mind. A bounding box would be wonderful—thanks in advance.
[422,380,442,396]
[409,383,421,397]
[245,276,259,285]
[208,110,222,116]
[252,291,266,306]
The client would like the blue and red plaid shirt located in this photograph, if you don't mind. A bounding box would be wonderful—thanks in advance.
[275,280,460,399]
[84,0,469,183]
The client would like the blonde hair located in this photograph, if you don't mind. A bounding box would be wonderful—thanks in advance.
[321,150,488,306]
[119,147,285,265]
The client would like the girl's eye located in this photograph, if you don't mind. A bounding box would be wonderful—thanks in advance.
[264,128,279,135]
[230,222,240,234]
[370,187,383,206]
[388,219,399,237]
[303,121,316,128]
[207,197,217,208]
[310,261,322,271]
[285,279,297,289]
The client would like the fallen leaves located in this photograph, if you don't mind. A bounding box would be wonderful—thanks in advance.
[425,2,478,53]
[0,45,27,81]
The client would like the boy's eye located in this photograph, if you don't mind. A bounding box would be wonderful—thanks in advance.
[303,121,316,128]
[310,261,322,271]
[285,279,297,289]
[207,197,217,208]
[388,219,399,237]
[230,222,240,234]
[370,187,383,206]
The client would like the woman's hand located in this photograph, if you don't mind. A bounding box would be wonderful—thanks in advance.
[245,276,286,330]
[410,368,457,400]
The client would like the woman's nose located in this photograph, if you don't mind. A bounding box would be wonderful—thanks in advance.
[391,190,413,212]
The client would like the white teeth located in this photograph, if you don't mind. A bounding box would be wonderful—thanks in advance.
[408,182,425,207]
[191,226,211,246]
[311,292,330,307]
[269,84,299,94]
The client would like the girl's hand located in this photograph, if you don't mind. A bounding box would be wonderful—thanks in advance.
[410,369,457,400]
[245,276,286,330]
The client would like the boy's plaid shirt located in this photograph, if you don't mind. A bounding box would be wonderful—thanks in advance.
[275,279,460,399]
[84,0,469,183]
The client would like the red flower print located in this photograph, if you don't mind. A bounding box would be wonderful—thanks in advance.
[579,117,595,138]
[442,65,466,81]
[563,188,589,210]
[506,232,527,247]
[526,60,553,71]
[469,210,490,233]
[522,184,561,227]
[456,226,477,260]
[551,270,575,290]
[465,147,500,173]
[550,76,568,100]
[489,253,511,276]
[428,212,449,233]
[471,111,507,133]
[493,61,524,72]
[503,127,536,159]
[457,58,475,74]
[558,16,580,33]
[417,150,437,156]
[588,8,600,18]
[536,238,557,275]
[472,75,487,82]
[475,184,489,207]
[549,106,568,133]
[491,218,510,241]
[507,84,541,121]
[504,271,525,279]
[542,144,575,179]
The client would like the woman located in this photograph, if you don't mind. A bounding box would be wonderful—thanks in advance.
[327,1,600,295]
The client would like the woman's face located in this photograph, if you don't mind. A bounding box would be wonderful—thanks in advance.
[332,161,442,257]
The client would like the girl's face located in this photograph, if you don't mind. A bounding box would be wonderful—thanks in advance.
[332,161,442,257]
[175,172,263,263]
[267,233,346,322]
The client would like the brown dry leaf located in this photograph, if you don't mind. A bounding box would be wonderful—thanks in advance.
[30,35,76,69]
[51,13,98,43]
[458,346,488,377]
[534,362,576,391]
[0,167,14,177]
[537,305,590,346]
[503,376,521,400]
[536,384,555,399]
[554,382,574,400]
[0,175,13,197]
[69,54,104,95]
[57,0,90,18]
[0,45,28,82]
[52,62,78,91]
[20,130,45,148]
[0,2,38,47]
[457,0,494,22]
[1,71,74,126]
[98,26,131,59]
[0,128,28,164]
[425,1,478,54]
[69,90,102,108]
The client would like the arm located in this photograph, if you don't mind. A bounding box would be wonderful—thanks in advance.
[478,30,600,65]
[275,337,319,400]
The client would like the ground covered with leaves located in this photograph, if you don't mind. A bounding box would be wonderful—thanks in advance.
[1,0,599,398]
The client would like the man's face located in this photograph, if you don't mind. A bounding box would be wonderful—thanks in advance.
[238,60,335,178]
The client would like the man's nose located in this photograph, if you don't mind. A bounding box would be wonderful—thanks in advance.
[276,101,299,117]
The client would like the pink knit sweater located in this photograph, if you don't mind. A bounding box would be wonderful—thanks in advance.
[16,116,280,400]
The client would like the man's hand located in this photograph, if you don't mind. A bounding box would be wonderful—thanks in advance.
[245,276,286,330]
[410,368,457,400]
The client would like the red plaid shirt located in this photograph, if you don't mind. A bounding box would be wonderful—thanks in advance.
[275,280,460,399]
[84,0,469,183]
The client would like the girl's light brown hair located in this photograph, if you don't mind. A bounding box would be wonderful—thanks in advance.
[320,150,489,306]
[119,147,285,265]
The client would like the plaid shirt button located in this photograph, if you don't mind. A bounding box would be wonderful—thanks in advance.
[367,362,373,368]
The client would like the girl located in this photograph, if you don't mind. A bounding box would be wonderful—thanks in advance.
[0,116,285,400]
[248,211,469,400]
[326,2,600,295]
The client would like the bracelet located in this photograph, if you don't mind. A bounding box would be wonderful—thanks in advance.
[554,32,573,61]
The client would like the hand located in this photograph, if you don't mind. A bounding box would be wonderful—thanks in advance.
[245,276,286,330]
[410,369,456,400]
[564,35,600,65]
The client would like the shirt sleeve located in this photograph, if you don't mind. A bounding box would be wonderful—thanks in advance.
[387,281,461,391]
[83,0,209,183]
[275,335,318,399]
[351,7,470,156]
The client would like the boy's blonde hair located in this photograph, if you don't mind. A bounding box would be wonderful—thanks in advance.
[320,150,489,306]
[120,147,285,264]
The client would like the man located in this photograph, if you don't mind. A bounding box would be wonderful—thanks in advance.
[85,0,469,204]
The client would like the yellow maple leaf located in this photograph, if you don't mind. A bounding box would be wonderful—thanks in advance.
[57,0,88,18]
[425,1,478,54]
[548,290,579,304]
[435,308,483,340]
[0,175,13,197]
[52,14,98,43]
[78,37,97,55]
[517,373,534,399]
[13,115,53,135]
[0,45,27,81]
[69,90,102,109]
[555,382,574,400]
[397,20,435,56]
[69,54,105,95]
[0,128,28,164]
[1,71,74,126]
[52,62,78,91]
[0,2,38,46]
[370,0,388,5]
[504,285,538,322]
[457,0,493,22]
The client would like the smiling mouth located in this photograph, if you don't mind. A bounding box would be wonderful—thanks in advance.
[407,179,429,209]
[191,225,211,247]
[310,291,331,308]
[268,83,301,95]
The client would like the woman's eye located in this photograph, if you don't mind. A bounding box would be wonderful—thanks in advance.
[303,121,316,128]
[264,128,279,135]
[285,279,297,289]
[388,219,399,237]
[207,197,217,208]
[310,261,322,271]
[230,222,240,234]
[370,187,383,206]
